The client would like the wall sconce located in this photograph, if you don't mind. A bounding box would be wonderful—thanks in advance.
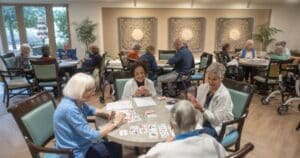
[181,28,193,41]
[131,28,144,41]
[229,29,240,40]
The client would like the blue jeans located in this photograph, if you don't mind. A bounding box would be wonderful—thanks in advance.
[85,141,122,158]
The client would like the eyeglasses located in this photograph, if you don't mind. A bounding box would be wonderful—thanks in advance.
[86,87,96,93]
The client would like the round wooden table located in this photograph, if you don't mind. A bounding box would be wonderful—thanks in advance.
[96,97,176,147]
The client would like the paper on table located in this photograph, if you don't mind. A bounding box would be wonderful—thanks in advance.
[133,97,157,107]
[106,100,133,111]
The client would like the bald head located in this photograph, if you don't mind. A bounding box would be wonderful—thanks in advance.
[173,39,183,50]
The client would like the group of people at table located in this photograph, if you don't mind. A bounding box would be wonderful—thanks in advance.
[52,39,236,158]
[13,38,294,158]
[14,42,102,76]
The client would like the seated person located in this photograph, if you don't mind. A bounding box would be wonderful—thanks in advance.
[187,62,234,138]
[127,43,141,61]
[219,43,232,65]
[280,41,291,58]
[15,43,31,70]
[81,45,101,72]
[139,100,227,158]
[268,42,289,60]
[57,42,77,60]
[122,61,157,100]
[156,39,195,96]
[239,39,256,83]
[139,45,158,81]
[40,45,54,60]
[54,73,125,158]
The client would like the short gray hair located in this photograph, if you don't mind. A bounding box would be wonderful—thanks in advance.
[170,100,197,133]
[206,62,226,79]
[63,73,95,100]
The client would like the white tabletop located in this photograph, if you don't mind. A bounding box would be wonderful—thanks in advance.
[58,60,79,68]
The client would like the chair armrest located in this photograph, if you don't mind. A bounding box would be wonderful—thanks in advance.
[225,143,254,158]
[87,116,96,123]
[217,114,247,142]
[26,138,73,158]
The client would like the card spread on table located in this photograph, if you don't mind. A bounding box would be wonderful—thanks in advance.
[119,130,128,136]
[148,124,159,138]
[120,109,142,123]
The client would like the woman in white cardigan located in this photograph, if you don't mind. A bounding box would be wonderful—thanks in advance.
[187,62,234,138]
[139,100,227,158]
[122,61,157,100]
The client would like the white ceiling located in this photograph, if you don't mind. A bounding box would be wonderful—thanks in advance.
[1,0,299,4]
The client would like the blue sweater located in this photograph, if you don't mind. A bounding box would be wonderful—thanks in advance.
[139,52,158,81]
[54,97,100,158]
[168,47,195,74]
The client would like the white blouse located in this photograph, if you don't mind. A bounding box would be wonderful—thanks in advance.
[121,78,157,100]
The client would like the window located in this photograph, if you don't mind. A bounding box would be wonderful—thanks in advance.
[53,6,69,49]
[2,6,20,52]
[23,6,48,55]
[0,4,70,56]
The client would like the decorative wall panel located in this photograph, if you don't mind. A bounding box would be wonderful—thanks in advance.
[216,18,254,51]
[118,17,157,51]
[168,17,206,52]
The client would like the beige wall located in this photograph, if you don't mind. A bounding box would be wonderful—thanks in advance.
[102,8,271,58]
[66,3,300,59]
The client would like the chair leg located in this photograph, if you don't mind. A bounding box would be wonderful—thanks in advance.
[3,87,6,103]
[6,89,9,108]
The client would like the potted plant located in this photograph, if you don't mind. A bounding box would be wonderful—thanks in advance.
[253,24,282,51]
[73,18,98,54]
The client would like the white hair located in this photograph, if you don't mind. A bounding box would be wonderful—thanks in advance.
[170,100,197,133]
[206,62,226,79]
[20,43,31,55]
[63,73,95,100]
[245,39,254,46]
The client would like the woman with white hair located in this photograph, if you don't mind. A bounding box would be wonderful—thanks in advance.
[239,39,256,83]
[139,100,227,158]
[15,43,31,69]
[187,62,234,138]
[54,73,125,158]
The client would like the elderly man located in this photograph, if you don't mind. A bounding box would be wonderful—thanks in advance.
[139,100,227,158]
[156,39,195,96]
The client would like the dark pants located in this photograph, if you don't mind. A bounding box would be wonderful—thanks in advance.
[85,141,122,158]
[196,121,218,138]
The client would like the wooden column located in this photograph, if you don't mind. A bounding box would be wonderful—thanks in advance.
[46,5,56,57]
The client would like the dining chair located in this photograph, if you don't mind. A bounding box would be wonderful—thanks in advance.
[218,78,256,152]
[112,71,132,100]
[225,142,254,158]
[191,52,213,85]
[30,58,63,98]
[8,91,73,158]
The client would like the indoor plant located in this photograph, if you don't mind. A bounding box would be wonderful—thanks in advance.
[73,18,98,54]
[253,24,282,51]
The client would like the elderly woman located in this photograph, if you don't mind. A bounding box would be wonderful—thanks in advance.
[122,61,157,100]
[139,100,227,158]
[81,45,101,73]
[15,44,31,70]
[187,62,233,138]
[54,73,125,158]
[239,39,257,83]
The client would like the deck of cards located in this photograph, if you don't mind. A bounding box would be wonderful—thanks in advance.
[120,109,142,123]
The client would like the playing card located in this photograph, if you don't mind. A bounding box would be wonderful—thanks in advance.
[148,124,158,138]
[145,109,157,118]
[119,130,128,136]
[158,123,169,138]
[138,124,148,134]
[129,125,139,135]
[120,109,142,123]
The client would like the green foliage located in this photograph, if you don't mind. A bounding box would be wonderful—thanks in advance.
[73,18,98,53]
[53,8,69,39]
[23,7,46,28]
[253,24,282,51]
[3,6,17,29]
